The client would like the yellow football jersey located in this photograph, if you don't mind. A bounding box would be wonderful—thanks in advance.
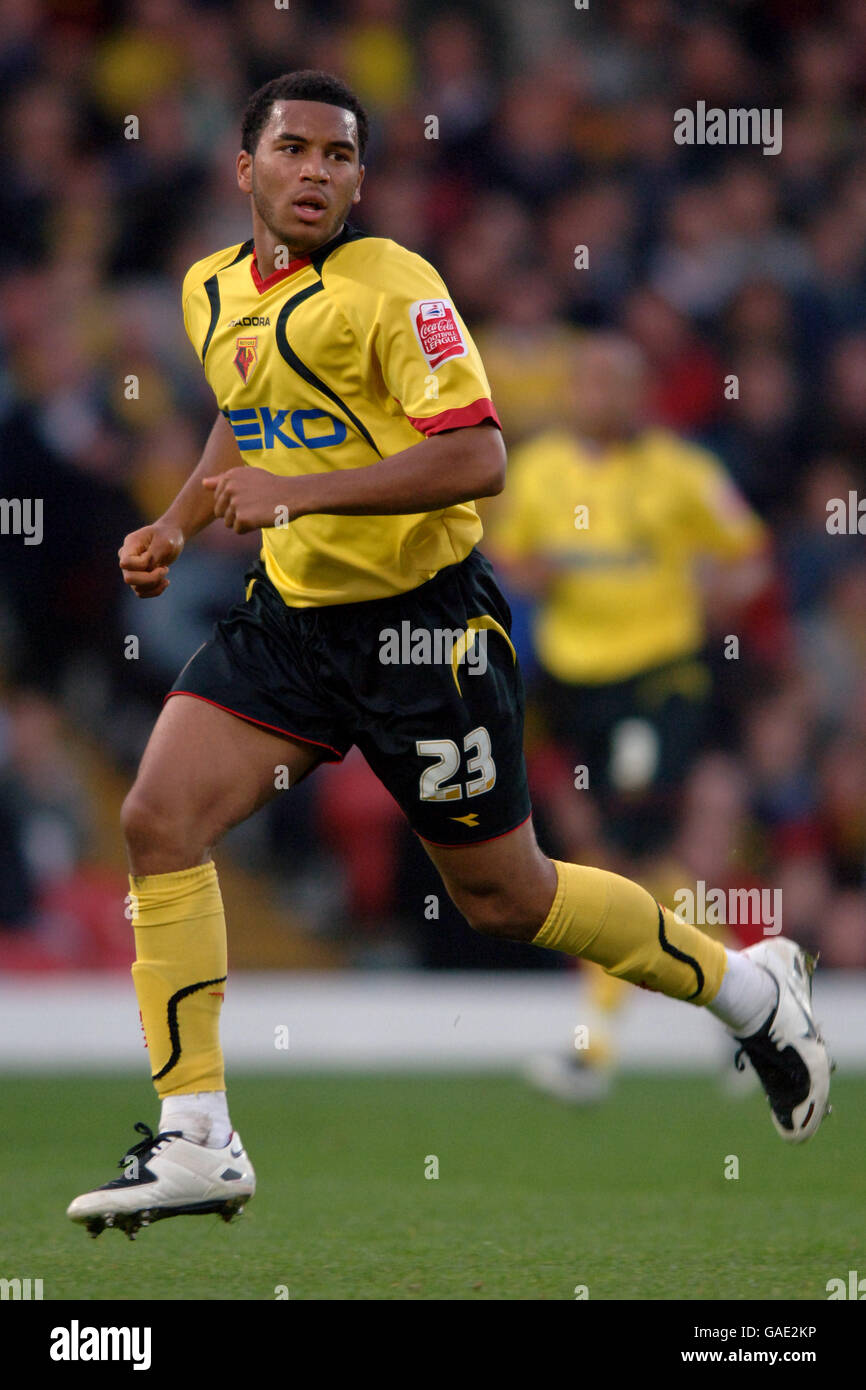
[487,428,767,684]
[181,223,500,606]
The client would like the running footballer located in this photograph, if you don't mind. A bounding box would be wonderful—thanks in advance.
[68,71,832,1238]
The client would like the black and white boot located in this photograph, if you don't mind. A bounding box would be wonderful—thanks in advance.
[733,938,833,1143]
[67,1122,256,1239]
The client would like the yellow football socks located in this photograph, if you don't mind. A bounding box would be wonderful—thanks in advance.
[128,861,227,1097]
[533,860,726,1006]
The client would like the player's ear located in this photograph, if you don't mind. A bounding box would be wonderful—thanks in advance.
[352,164,365,204]
[237,149,252,194]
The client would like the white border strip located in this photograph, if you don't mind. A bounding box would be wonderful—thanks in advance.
[0,971,863,1072]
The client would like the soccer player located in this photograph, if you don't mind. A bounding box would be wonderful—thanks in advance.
[68,71,831,1238]
[485,332,770,1101]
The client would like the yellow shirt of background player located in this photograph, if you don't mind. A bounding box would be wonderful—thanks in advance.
[488,428,766,685]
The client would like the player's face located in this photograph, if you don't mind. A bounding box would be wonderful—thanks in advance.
[568,345,646,439]
[238,100,365,254]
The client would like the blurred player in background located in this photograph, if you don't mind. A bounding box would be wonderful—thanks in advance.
[488,333,769,1099]
[65,71,831,1239]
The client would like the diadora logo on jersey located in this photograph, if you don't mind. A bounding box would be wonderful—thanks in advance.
[228,316,271,327]
[227,407,348,451]
[234,337,258,383]
[410,299,467,370]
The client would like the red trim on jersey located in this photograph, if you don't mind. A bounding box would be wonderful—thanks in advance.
[416,810,532,849]
[164,691,344,761]
[407,397,502,437]
[250,250,312,294]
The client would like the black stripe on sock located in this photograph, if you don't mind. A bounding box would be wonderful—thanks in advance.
[656,901,704,1001]
[152,976,227,1083]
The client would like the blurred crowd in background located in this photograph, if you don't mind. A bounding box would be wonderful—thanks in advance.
[0,0,865,969]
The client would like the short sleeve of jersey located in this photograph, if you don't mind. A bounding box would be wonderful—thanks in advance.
[673,441,767,560]
[180,243,246,364]
[182,275,208,361]
[335,242,502,437]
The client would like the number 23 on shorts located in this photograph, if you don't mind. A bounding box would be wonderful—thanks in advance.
[416,727,495,801]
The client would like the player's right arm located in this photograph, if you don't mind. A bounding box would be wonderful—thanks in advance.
[119,411,240,598]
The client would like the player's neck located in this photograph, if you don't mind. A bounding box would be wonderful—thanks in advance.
[252,221,346,280]
[575,424,641,456]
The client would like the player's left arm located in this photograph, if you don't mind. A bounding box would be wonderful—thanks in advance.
[680,446,773,622]
[203,423,505,531]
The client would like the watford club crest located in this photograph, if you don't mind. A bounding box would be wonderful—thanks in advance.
[234,336,258,383]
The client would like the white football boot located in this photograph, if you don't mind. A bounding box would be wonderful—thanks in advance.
[733,938,833,1143]
[67,1122,256,1239]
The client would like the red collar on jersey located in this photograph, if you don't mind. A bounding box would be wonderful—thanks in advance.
[250,249,312,294]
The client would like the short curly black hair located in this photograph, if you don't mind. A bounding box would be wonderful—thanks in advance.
[241,70,369,159]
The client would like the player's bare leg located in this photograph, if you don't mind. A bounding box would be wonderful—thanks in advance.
[67,694,326,1237]
[423,819,832,1143]
[121,692,323,873]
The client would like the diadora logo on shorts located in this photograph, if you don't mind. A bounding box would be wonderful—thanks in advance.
[410,299,467,370]
[227,407,348,451]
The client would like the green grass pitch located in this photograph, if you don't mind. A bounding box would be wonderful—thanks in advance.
[2,1073,864,1301]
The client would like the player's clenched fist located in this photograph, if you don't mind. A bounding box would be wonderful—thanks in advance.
[203,467,295,533]
[118,523,184,598]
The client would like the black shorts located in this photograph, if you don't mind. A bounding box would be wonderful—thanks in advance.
[167,548,532,846]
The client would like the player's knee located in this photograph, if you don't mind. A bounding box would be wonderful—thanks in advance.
[453,887,539,943]
[120,787,201,864]
[120,788,166,858]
